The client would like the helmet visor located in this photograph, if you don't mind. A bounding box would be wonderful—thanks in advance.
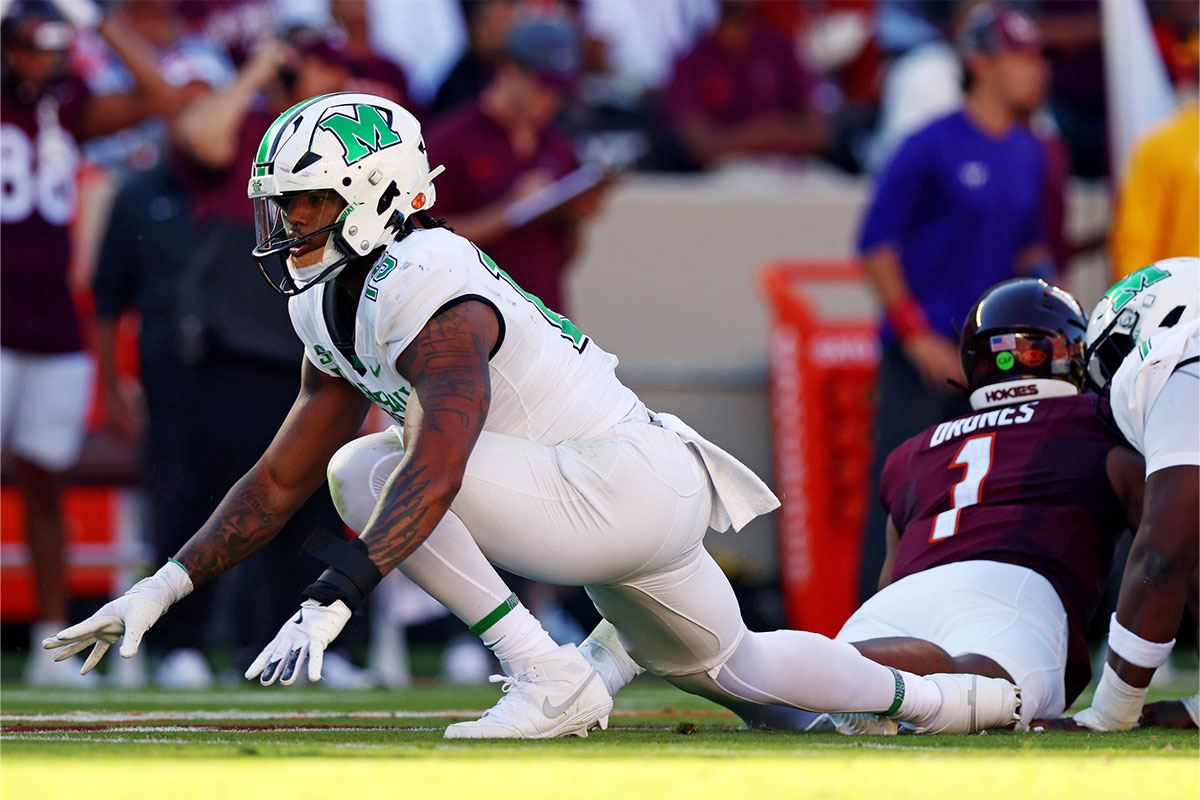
[253,189,347,267]
[963,330,1085,392]
[252,189,349,295]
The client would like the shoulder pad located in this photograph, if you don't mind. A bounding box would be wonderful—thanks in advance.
[370,230,473,360]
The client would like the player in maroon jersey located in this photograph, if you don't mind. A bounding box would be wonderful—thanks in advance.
[1,0,180,685]
[823,278,1145,728]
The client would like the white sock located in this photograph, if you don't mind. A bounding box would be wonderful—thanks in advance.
[891,670,944,726]
[474,595,558,675]
[389,510,556,674]
[579,619,643,696]
[706,630,941,718]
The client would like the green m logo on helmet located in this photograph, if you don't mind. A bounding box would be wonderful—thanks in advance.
[318,104,403,164]
[1105,264,1171,314]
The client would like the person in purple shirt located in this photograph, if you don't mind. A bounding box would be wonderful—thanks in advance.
[856,4,1056,599]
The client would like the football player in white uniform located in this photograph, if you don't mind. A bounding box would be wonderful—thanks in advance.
[1042,258,1199,731]
[43,93,1021,739]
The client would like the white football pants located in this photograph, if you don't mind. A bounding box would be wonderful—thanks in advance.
[329,421,910,714]
[838,560,1069,723]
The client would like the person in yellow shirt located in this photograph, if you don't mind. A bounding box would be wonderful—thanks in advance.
[1110,31,1199,282]
[1110,102,1199,280]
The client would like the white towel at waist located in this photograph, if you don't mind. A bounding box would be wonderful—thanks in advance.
[650,411,780,533]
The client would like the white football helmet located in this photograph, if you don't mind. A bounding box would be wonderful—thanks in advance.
[1085,257,1199,393]
[248,92,444,295]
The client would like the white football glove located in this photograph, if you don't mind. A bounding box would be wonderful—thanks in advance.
[245,599,351,686]
[42,561,192,674]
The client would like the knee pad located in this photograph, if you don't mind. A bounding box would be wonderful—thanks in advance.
[326,429,405,533]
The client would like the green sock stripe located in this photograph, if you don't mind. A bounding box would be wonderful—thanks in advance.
[882,668,905,717]
[167,558,190,577]
[468,594,519,637]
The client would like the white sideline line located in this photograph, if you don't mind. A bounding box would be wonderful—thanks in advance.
[1,709,481,723]
[0,690,435,705]
[5,725,396,733]
[1,734,412,747]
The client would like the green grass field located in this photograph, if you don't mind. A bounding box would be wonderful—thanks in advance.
[2,678,1197,800]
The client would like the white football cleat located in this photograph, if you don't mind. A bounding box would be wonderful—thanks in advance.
[23,648,100,688]
[154,648,214,690]
[444,644,612,739]
[24,622,100,688]
[916,673,1021,734]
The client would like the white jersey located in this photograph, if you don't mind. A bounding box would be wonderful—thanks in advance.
[1109,318,1200,477]
[288,227,641,444]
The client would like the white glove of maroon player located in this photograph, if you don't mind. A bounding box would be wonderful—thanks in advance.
[245,599,351,686]
[42,561,193,674]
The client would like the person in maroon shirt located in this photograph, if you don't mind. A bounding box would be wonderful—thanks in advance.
[431,0,519,115]
[328,1,417,115]
[425,16,599,316]
[660,1,828,168]
[0,0,182,687]
[826,279,1144,729]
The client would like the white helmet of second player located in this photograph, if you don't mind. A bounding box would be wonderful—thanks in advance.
[1084,256,1200,393]
[247,92,444,295]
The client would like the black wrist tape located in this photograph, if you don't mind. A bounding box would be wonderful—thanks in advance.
[301,534,383,614]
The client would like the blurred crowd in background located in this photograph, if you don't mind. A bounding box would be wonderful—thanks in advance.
[1,0,1197,688]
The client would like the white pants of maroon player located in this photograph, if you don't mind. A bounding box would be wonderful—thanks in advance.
[837,560,1069,723]
[328,422,915,716]
[0,348,92,471]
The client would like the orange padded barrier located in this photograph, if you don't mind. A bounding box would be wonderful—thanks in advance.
[759,261,879,637]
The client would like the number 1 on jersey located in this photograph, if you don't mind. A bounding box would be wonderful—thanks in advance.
[930,434,994,542]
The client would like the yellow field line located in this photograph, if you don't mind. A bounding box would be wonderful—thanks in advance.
[2,754,1195,800]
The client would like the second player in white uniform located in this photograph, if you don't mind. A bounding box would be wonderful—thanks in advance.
[1059,258,1200,731]
[44,93,1021,738]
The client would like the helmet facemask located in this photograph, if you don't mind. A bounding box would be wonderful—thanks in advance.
[1083,307,1137,395]
[253,188,356,296]
[1084,258,1200,394]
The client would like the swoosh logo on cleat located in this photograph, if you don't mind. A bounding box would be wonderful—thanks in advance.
[542,671,600,718]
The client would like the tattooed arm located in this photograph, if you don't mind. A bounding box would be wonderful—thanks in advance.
[356,299,499,575]
[174,358,372,585]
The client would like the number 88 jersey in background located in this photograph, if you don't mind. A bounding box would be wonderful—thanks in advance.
[880,393,1133,700]
[1,75,88,355]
